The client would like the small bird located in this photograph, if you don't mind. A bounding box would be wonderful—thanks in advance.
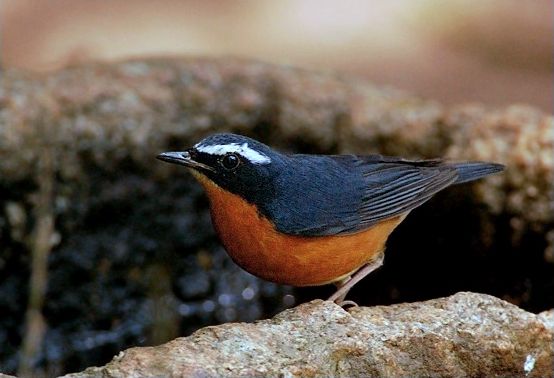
[157,133,504,304]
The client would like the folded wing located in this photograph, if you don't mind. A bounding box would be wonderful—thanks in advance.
[268,155,459,236]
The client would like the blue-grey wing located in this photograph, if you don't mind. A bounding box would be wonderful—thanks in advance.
[262,154,459,236]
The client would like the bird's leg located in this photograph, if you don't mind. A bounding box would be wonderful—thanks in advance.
[328,253,385,305]
[329,276,352,306]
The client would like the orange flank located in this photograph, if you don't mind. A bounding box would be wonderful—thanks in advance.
[193,172,403,286]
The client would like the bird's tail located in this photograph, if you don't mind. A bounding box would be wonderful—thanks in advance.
[451,161,505,184]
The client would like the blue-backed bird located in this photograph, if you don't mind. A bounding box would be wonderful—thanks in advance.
[157,133,504,304]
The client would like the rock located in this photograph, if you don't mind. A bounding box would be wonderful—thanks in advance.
[539,309,554,332]
[1,57,552,374]
[62,292,553,378]
[1,57,552,237]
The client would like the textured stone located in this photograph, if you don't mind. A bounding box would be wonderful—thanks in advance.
[539,309,554,332]
[63,292,553,378]
[1,57,553,375]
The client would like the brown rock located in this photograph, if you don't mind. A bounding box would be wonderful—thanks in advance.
[1,57,551,230]
[1,57,552,374]
[539,309,554,333]
[2,57,552,261]
[539,309,554,364]
[63,292,553,378]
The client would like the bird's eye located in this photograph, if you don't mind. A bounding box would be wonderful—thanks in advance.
[221,153,240,170]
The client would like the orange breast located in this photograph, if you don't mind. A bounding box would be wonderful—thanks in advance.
[193,172,404,286]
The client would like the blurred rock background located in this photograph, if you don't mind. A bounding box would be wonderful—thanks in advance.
[0,1,552,376]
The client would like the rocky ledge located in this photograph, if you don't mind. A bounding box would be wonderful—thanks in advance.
[64,292,553,378]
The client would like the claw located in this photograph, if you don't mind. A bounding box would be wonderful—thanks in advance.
[335,299,358,308]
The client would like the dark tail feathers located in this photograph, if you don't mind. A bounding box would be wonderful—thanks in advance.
[452,161,505,184]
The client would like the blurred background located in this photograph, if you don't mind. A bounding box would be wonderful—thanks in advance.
[0,0,552,377]
[2,0,552,111]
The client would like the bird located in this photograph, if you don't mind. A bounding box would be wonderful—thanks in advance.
[157,133,504,305]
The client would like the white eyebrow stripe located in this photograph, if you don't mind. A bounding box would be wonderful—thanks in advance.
[195,142,271,164]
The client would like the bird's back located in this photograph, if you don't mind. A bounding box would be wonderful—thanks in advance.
[257,154,503,237]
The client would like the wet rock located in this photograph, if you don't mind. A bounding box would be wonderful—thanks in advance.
[62,292,553,378]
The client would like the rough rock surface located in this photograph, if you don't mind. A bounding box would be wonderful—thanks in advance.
[539,309,554,332]
[1,57,553,374]
[63,292,553,378]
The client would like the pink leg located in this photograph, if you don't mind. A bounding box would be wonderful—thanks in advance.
[327,253,385,304]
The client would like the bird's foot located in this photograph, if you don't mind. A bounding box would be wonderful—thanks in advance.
[326,253,385,305]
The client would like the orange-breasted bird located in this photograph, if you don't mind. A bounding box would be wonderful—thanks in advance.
[157,133,504,304]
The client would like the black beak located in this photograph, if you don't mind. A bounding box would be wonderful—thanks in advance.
[156,150,214,171]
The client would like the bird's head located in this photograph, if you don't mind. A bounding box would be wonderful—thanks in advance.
[157,133,282,200]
